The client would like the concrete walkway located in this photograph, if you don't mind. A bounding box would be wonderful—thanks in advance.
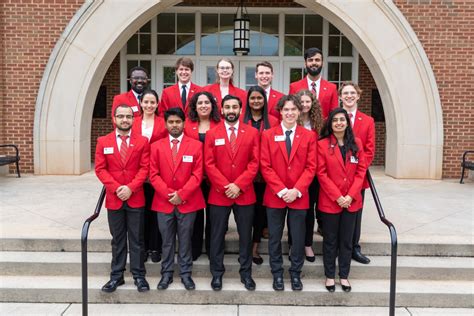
[1,167,472,245]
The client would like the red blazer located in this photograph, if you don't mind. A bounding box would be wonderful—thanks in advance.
[317,136,367,214]
[184,119,219,141]
[204,122,260,206]
[352,110,376,189]
[111,90,141,122]
[131,115,168,144]
[260,125,317,210]
[267,88,285,120]
[159,82,202,116]
[289,76,338,118]
[149,135,205,214]
[203,83,247,115]
[95,131,150,210]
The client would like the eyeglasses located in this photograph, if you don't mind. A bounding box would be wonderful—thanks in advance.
[115,115,133,119]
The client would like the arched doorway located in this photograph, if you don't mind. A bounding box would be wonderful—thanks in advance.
[34,0,443,179]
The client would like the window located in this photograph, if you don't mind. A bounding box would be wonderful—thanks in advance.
[127,22,151,54]
[284,14,323,56]
[157,13,195,55]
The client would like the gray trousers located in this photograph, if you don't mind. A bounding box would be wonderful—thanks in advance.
[157,208,196,278]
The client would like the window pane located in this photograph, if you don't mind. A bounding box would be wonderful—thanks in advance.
[246,66,257,88]
[284,36,303,56]
[219,33,233,55]
[207,66,216,85]
[177,13,195,33]
[262,14,278,34]
[202,14,218,33]
[329,23,340,35]
[261,34,278,56]
[127,60,139,90]
[328,36,340,56]
[157,35,175,54]
[140,21,151,33]
[220,14,234,32]
[177,35,195,55]
[285,15,303,34]
[163,66,176,85]
[290,68,304,83]
[249,14,260,32]
[201,34,218,55]
[139,34,151,54]
[304,36,322,52]
[327,62,340,82]
[248,32,260,56]
[341,63,352,81]
[341,36,352,56]
[305,15,322,34]
[127,34,138,54]
[140,61,151,78]
[157,13,175,33]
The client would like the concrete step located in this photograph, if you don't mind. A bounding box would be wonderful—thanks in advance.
[0,276,471,308]
[1,237,472,257]
[1,252,472,281]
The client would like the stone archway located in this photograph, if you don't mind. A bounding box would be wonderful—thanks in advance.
[34,0,443,179]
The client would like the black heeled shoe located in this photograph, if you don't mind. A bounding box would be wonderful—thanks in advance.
[325,279,335,292]
[340,279,352,292]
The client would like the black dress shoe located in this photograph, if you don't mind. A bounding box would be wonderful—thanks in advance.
[272,276,284,291]
[144,251,150,262]
[325,279,335,292]
[340,280,352,292]
[290,276,303,291]
[101,278,124,293]
[150,251,162,263]
[241,276,256,291]
[192,254,201,261]
[181,276,196,290]
[157,275,173,290]
[252,256,263,265]
[305,255,316,262]
[134,277,150,292]
[352,251,370,264]
[211,276,222,291]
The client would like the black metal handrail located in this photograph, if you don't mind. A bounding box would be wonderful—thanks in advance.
[366,170,398,316]
[81,185,106,316]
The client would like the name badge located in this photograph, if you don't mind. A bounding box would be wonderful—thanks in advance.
[131,106,139,112]
[274,135,285,142]
[215,138,225,146]
[350,156,359,164]
[104,147,114,155]
[182,155,193,163]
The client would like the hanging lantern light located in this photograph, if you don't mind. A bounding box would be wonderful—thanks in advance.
[233,0,250,56]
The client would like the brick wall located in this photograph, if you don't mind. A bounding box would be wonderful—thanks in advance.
[1,0,84,173]
[395,0,474,177]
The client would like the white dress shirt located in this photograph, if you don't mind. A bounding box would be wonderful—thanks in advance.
[224,121,240,141]
[169,133,184,151]
[307,76,322,98]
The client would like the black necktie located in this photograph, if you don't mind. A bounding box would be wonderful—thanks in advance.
[285,130,292,158]
[181,85,187,108]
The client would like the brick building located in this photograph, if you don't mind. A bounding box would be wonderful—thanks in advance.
[1,0,472,179]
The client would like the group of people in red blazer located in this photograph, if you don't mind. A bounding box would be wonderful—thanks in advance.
[95,47,375,294]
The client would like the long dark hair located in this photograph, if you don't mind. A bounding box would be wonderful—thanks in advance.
[319,108,359,156]
[243,86,272,130]
[139,89,159,116]
[188,91,221,123]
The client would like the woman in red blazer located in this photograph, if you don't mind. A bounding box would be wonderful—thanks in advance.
[317,107,368,293]
[131,89,168,263]
[203,58,247,114]
[241,86,278,266]
[184,91,221,261]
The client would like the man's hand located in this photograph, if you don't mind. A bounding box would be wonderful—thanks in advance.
[282,188,299,203]
[116,185,132,201]
[168,191,183,205]
[224,183,241,199]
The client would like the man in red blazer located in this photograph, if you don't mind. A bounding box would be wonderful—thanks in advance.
[255,61,284,120]
[159,57,202,116]
[260,95,317,291]
[111,66,150,122]
[340,82,375,265]
[204,95,260,291]
[288,47,338,118]
[149,107,205,291]
[95,105,150,293]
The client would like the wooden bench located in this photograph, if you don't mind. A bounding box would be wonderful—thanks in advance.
[0,144,21,178]
[460,150,474,184]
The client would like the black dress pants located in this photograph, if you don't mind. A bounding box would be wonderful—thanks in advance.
[267,207,306,278]
[209,204,254,279]
[143,182,162,254]
[252,182,267,243]
[107,203,146,280]
[320,209,358,279]
[191,181,210,258]
[352,189,365,253]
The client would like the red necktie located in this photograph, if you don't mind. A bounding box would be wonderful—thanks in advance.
[349,113,354,127]
[229,126,237,156]
[311,82,317,97]
[171,139,179,166]
[119,135,129,164]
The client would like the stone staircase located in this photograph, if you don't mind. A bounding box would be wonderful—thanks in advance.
[0,236,472,308]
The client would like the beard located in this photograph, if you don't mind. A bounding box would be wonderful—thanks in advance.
[306,65,322,77]
[116,124,132,132]
[224,112,240,123]
[132,84,146,94]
